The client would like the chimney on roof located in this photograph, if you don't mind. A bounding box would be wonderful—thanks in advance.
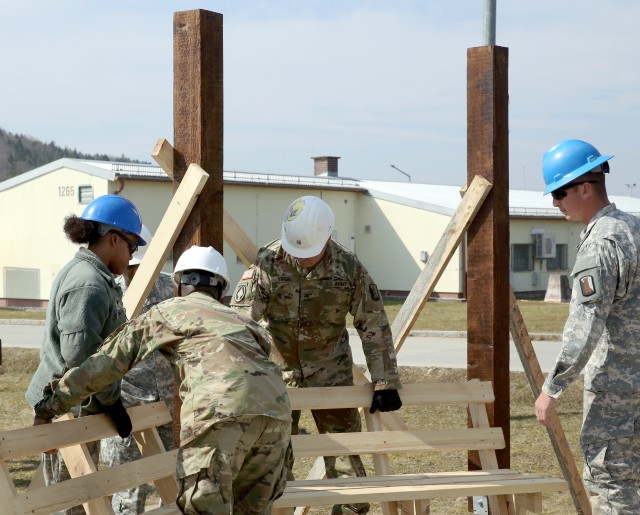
[312,156,340,177]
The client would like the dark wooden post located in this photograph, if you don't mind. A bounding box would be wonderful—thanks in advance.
[173,9,224,253]
[171,9,224,446]
[466,45,510,470]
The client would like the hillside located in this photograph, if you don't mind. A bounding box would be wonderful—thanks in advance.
[0,127,148,182]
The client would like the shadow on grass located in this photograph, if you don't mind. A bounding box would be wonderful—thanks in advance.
[511,410,583,422]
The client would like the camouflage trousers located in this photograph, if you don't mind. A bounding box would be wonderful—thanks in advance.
[177,416,292,514]
[582,432,640,514]
[100,421,174,514]
[42,442,99,515]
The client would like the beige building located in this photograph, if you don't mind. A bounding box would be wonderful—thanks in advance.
[2,157,640,307]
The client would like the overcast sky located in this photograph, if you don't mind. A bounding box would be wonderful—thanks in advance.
[2,1,639,196]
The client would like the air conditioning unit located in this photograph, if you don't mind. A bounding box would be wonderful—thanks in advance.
[533,233,556,259]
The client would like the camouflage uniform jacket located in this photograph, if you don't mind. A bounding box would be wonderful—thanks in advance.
[230,239,401,391]
[115,272,174,410]
[542,203,640,444]
[26,247,125,412]
[38,291,292,477]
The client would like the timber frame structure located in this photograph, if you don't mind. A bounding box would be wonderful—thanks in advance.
[3,8,591,515]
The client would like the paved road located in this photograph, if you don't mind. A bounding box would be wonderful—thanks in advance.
[1,321,561,372]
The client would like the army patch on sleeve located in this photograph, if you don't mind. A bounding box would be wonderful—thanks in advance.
[369,283,381,301]
[241,268,255,281]
[579,275,596,297]
[233,284,247,303]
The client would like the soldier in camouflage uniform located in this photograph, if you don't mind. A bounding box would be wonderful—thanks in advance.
[34,246,292,515]
[535,140,640,513]
[101,225,176,514]
[230,196,402,515]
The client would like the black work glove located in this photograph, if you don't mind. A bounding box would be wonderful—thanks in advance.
[33,398,56,421]
[102,398,132,438]
[369,389,402,413]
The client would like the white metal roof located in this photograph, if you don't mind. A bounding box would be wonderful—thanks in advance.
[361,179,640,218]
[3,158,640,217]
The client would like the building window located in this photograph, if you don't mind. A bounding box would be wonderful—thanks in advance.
[78,185,94,204]
[511,244,533,272]
[546,244,568,271]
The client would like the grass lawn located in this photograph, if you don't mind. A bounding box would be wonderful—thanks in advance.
[1,298,570,334]
[1,347,583,514]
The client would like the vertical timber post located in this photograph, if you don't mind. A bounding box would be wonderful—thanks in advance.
[171,9,224,446]
[466,46,510,470]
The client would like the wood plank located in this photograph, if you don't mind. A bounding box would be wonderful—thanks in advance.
[132,426,177,505]
[223,208,259,266]
[123,163,209,319]
[286,382,494,411]
[509,288,591,515]
[272,470,567,507]
[364,409,398,515]
[151,138,175,179]
[0,460,20,515]
[291,428,504,457]
[390,174,492,352]
[0,403,171,460]
[17,450,178,515]
[54,413,113,515]
[467,395,510,514]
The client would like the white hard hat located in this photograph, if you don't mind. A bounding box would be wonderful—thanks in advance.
[281,196,334,258]
[129,225,153,266]
[172,245,230,295]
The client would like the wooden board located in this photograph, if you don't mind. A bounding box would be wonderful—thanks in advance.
[390,174,492,351]
[123,163,209,318]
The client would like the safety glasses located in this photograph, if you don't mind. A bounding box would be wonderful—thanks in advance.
[551,180,598,201]
[115,231,138,255]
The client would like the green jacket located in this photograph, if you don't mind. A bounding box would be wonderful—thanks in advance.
[26,247,126,412]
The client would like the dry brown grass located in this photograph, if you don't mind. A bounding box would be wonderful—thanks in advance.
[1,349,583,514]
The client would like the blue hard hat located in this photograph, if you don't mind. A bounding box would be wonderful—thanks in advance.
[81,194,146,245]
[542,139,614,195]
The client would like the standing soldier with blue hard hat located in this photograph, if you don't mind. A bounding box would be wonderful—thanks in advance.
[230,195,402,515]
[534,140,640,513]
[26,194,146,515]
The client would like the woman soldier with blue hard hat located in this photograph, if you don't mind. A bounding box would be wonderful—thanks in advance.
[26,194,146,515]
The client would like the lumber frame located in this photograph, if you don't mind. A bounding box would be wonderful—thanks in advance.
[466,45,510,470]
